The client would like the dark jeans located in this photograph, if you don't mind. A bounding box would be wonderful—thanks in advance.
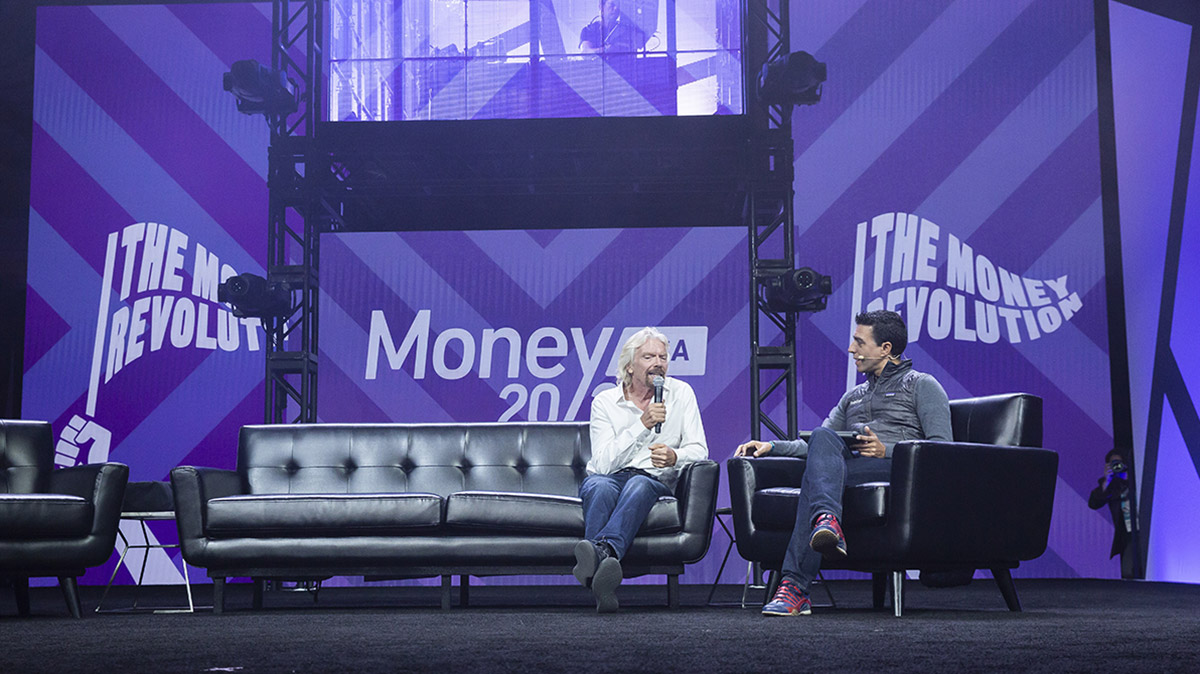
[781,426,891,592]
[579,468,673,559]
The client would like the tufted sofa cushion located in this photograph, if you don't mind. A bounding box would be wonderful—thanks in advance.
[444,491,585,535]
[442,491,683,536]
[206,492,444,537]
[237,423,588,499]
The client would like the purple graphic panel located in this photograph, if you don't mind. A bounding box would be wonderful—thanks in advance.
[319,228,747,425]
[318,228,750,586]
[25,1,1121,587]
[26,2,275,586]
[789,0,1111,578]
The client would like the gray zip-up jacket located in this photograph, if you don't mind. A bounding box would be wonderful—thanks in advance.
[773,358,952,458]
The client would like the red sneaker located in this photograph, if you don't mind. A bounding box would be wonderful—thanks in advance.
[762,579,812,616]
[809,513,848,560]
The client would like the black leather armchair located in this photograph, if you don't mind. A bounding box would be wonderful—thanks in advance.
[1,420,129,617]
[728,393,1057,616]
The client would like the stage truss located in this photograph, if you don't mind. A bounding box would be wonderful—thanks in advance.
[263,0,800,442]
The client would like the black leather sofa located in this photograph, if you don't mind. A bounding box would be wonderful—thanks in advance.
[171,422,719,612]
[1,419,129,617]
[728,393,1057,616]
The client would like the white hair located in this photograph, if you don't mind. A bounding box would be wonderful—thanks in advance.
[616,327,669,387]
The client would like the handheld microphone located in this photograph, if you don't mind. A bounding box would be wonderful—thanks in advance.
[652,375,664,433]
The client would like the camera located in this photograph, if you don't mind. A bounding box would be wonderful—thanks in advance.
[1107,460,1126,475]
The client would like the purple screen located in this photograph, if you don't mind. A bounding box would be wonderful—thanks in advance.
[327,0,745,120]
[24,0,1136,587]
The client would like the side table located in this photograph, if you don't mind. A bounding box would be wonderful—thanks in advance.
[705,506,836,608]
[706,506,768,607]
[96,510,199,613]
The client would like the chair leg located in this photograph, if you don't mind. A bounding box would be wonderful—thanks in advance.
[440,575,452,610]
[891,571,904,618]
[741,561,766,608]
[459,574,470,608]
[667,574,680,609]
[252,578,265,609]
[763,569,781,604]
[212,577,226,614]
[59,576,83,618]
[182,560,196,613]
[13,577,32,616]
[992,567,1022,611]
[872,573,887,610]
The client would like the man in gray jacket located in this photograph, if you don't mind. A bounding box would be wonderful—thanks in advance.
[735,310,951,616]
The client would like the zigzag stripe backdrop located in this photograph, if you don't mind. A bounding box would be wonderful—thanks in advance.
[786,0,1112,579]
[25,2,274,586]
[24,1,1125,587]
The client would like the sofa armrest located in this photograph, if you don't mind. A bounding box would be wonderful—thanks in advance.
[49,463,129,530]
[671,460,719,562]
[889,440,1059,563]
[727,456,806,547]
[170,466,243,564]
[674,460,719,528]
[47,462,129,565]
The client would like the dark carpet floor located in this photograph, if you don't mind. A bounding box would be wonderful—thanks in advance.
[3,578,1198,673]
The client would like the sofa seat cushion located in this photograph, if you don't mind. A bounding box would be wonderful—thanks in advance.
[205,493,444,537]
[0,494,93,538]
[842,482,888,527]
[638,497,684,535]
[444,491,584,535]
[751,487,802,531]
[751,483,889,531]
[443,491,683,536]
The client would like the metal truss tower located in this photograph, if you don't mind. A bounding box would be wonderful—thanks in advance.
[264,0,339,424]
[260,0,794,435]
[744,0,798,441]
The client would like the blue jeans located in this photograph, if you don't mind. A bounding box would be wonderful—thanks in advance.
[781,426,891,592]
[579,469,673,560]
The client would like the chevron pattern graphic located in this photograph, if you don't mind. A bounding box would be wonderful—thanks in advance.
[22,1,1146,586]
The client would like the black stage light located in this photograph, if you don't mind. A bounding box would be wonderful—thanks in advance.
[758,51,827,106]
[217,273,292,319]
[762,267,833,312]
[222,59,298,116]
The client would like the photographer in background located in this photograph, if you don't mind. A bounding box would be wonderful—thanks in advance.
[1088,448,1139,578]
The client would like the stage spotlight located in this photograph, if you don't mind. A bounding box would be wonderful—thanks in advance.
[761,267,832,312]
[222,59,298,116]
[217,273,292,318]
[757,51,827,106]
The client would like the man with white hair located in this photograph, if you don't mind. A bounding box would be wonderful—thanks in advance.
[573,327,708,612]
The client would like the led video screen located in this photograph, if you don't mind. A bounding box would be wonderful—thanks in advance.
[328,0,744,120]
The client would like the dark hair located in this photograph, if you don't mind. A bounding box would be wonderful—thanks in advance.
[855,310,908,355]
[1105,448,1126,463]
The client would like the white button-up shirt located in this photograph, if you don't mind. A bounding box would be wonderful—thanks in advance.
[587,376,708,489]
